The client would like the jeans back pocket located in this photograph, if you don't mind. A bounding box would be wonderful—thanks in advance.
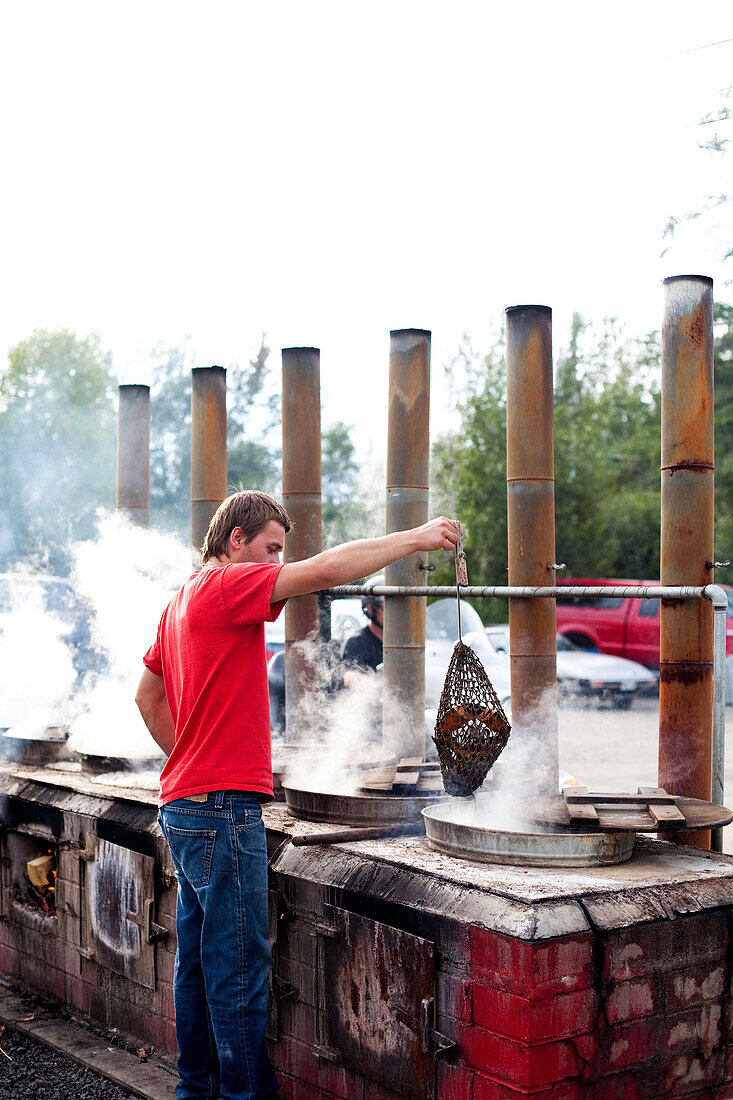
[164,825,217,888]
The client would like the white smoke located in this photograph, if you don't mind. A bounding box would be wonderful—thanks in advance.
[68,511,192,758]
[0,577,78,736]
[279,635,405,794]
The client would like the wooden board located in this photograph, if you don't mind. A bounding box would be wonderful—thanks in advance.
[526,794,733,833]
[562,786,688,828]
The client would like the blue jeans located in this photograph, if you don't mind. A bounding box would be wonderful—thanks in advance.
[159,791,279,1100]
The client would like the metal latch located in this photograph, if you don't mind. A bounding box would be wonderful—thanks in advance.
[421,998,456,1061]
[125,898,168,945]
[273,977,296,1005]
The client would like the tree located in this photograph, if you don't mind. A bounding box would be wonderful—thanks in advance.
[430,319,666,622]
[148,337,369,548]
[663,85,733,272]
[0,328,116,573]
[321,420,377,547]
[148,337,282,542]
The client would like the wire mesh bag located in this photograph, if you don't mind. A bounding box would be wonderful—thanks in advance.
[433,640,511,797]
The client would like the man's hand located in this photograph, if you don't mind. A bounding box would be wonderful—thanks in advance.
[271,516,461,603]
[412,517,461,553]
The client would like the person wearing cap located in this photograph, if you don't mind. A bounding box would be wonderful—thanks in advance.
[342,592,383,686]
[134,491,459,1100]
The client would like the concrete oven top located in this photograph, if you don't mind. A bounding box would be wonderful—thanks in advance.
[266,803,733,941]
[2,764,731,943]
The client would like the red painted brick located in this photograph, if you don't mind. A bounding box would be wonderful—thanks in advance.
[156,946,176,986]
[437,1060,473,1100]
[576,1004,723,1081]
[581,1072,648,1100]
[473,1070,581,1098]
[457,1024,580,1089]
[157,979,175,1024]
[469,928,595,1000]
[318,1061,366,1099]
[668,961,726,1010]
[472,983,598,1042]
[660,1050,725,1094]
[272,1037,320,1091]
[361,1081,404,1100]
[280,999,317,1046]
[277,1073,322,1100]
[662,1003,721,1058]
[604,978,657,1024]
[602,912,726,983]
[64,975,91,1016]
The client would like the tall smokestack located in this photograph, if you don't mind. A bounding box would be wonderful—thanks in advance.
[384,329,430,760]
[281,348,322,743]
[659,275,714,849]
[190,366,227,556]
[116,384,150,526]
[505,305,559,795]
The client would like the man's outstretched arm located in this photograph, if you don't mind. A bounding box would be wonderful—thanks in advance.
[271,516,459,603]
[135,668,176,757]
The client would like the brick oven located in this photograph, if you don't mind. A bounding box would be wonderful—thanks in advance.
[1,765,733,1097]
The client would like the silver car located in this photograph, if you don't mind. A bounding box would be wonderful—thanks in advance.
[485,625,657,709]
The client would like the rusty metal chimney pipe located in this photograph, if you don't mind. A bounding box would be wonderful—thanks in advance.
[191,366,228,556]
[659,275,715,849]
[282,348,322,743]
[384,329,430,760]
[116,384,150,526]
[505,305,559,795]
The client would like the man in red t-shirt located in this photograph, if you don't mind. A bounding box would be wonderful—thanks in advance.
[136,490,459,1100]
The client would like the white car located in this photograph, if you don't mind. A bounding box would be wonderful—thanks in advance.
[331,594,511,709]
[485,625,657,709]
[269,596,512,733]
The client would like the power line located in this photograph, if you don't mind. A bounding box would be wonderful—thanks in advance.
[651,36,733,62]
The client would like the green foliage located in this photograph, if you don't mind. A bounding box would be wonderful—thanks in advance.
[321,421,377,547]
[148,337,282,542]
[148,338,366,547]
[431,309,733,619]
[0,328,116,573]
[431,337,508,622]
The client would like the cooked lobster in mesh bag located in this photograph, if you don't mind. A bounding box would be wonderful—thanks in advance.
[433,526,511,796]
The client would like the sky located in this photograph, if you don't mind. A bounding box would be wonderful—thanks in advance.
[1,2,732,453]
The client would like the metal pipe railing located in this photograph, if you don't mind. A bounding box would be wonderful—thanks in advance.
[323,582,728,851]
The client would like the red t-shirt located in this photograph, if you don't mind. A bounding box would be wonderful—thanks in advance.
[143,562,285,805]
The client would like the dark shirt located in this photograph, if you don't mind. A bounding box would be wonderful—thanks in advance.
[342,626,383,672]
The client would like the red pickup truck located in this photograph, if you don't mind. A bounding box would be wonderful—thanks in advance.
[555,578,733,672]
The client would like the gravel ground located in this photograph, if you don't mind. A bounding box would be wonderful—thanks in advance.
[0,1028,135,1100]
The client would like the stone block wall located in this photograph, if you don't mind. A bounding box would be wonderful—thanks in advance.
[1,778,733,1098]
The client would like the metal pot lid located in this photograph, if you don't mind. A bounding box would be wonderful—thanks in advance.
[422,800,635,867]
[283,783,437,827]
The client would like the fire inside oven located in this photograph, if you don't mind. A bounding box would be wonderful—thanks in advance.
[6,832,58,914]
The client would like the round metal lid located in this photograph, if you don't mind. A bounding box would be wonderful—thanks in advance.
[422,800,635,867]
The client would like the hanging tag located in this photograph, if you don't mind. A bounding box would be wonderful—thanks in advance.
[455,522,468,586]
